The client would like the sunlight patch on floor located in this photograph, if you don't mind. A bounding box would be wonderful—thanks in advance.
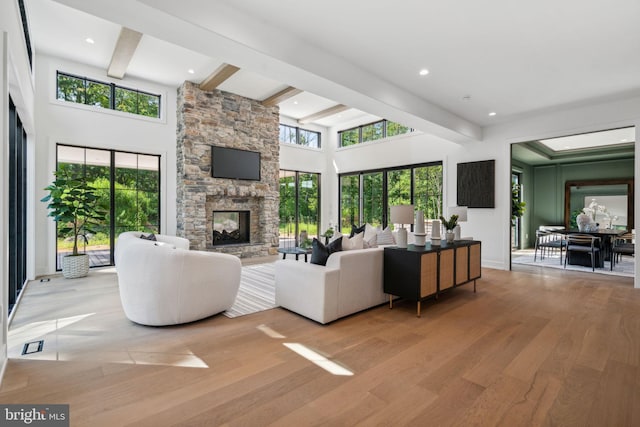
[284,343,354,376]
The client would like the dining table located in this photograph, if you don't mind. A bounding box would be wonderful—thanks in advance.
[557,228,627,268]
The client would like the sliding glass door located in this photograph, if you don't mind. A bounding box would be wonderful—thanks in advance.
[56,144,160,269]
[279,170,320,247]
[8,98,28,314]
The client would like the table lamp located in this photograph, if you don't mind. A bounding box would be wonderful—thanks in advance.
[448,206,468,240]
[390,205,414,248]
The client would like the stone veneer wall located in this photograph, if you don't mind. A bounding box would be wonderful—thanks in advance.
[176,81,280,258]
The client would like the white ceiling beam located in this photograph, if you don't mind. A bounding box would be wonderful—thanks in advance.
[261,86,302,107]
[107,27,143,79]
[298,104,350,124]
[199,63,240,91]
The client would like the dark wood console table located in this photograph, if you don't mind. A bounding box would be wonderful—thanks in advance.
[383,240,481,317]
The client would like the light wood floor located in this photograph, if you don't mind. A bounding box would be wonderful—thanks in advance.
[1,264,639,426]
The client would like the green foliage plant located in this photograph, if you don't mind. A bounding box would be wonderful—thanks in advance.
[439,214,459,231]
[511,183,526,225]
[41,164,108,256]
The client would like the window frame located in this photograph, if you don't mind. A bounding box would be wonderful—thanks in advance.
[338,161,443,233]
[279,124,322,149]
[56,71,162,119]
[338,119,414,147]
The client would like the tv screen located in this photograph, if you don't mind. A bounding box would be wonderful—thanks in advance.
[211,146,261,181]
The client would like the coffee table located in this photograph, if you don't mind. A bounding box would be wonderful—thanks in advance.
[277,247,312,262]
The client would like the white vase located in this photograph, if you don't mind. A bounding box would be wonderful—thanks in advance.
[576,213,592,232]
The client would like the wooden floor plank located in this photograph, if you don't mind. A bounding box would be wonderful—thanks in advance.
[1,265,639,426]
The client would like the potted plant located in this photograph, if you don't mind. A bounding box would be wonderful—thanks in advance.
[439,214,459,243]
[321,226,334,245]
[41,164,107,278]
[511,183,526,226]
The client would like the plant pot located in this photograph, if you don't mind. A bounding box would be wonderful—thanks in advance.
[445,230,455,243]
[62,254,90,279]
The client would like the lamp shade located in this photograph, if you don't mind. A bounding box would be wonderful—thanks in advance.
[390,205,414,225]
[448,206,468,222]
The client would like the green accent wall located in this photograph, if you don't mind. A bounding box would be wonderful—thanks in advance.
[525,158,634,248]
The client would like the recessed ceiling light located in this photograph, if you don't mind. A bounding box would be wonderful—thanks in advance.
[488,112,497,116]
[462,95,471,102]
[187,69,195,74]
[419,69,429,76]
[85,37,95,44]
[293,101,298,105]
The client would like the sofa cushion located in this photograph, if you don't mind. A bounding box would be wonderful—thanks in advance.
[310,237,343,266]
[342,232,364,250]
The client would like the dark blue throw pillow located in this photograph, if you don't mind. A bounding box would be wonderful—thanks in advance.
[140,233,157,241]
[349,224,366,238]
[310,236,343,266]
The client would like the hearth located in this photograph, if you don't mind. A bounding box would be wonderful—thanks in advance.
[212,211,250,245]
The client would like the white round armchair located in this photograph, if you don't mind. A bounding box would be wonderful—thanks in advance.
[115,232,241,326]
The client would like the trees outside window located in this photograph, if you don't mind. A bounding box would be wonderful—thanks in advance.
[56,71,161,119]
[56,145,160,270]
[279,170,320,247]
[339,163,442,232]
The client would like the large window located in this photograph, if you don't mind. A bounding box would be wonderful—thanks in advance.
[339,119,413,147]
[8,97,28,314]
[56,145,161,270]
[339,163,443,233]
[56,71,161,119]
[279,124,321,148]
[279,170,320,247]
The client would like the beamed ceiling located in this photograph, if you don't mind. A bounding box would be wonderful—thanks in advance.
[24,0,640,148]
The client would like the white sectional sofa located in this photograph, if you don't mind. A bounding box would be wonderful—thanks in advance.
[275,246,388,324]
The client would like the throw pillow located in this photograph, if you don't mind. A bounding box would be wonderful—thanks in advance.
[329,231,344,243]
[364,233,378,249]
[342,231,364,250]
[310,237,343,266]
[364,223,378,242]
[349,223,366,238]
[376,226,395,245]
[140,233,157,241]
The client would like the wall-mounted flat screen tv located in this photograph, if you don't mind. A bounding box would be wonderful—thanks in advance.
[211,146,261,181]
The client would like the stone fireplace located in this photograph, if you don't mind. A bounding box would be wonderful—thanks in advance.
[176,81,280,258]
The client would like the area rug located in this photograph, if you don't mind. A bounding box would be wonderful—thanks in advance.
[224,263,277,318]
[512,249,634,277]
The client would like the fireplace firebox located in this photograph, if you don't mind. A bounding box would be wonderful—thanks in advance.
[212,211,250,245]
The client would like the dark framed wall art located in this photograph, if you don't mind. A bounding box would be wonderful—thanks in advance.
[457,160,495,208]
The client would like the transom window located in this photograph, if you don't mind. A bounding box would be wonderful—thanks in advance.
[279,124,321,148]
[56,71,161,119]
[339,120,412,147]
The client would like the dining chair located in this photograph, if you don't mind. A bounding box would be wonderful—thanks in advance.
[564,233,601,271]
[534,229,566,264]
[611,232,634,271]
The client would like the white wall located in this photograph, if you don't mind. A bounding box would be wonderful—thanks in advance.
[304,95,640,275]
[33,54,178,276]
[277,116,334,235]
[1,0,37,384]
